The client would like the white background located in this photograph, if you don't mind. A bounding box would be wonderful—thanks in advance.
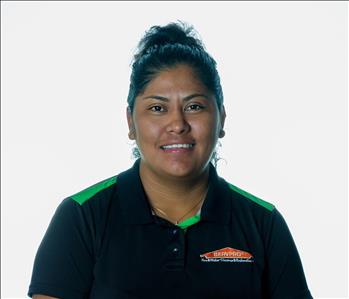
[1,1,348,298]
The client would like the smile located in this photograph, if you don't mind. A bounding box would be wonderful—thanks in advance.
[160,144,195,150]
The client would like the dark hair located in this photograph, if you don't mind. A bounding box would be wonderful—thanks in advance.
[127,21,224,113]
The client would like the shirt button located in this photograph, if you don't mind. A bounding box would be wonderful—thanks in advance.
[172,229,178,235]
[173,247,179,253]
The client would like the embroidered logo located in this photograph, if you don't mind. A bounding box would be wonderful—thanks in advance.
[200,247,254,263]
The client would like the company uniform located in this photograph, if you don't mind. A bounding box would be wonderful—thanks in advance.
[28,159,312,299]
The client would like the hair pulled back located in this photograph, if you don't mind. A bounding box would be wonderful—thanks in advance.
[127,21,224,113]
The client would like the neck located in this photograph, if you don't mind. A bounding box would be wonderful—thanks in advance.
[139,161,210,222]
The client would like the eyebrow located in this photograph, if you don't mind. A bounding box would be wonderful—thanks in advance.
[142,93,210,102]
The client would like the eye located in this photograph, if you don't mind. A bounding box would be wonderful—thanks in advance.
[149,105,165,112]
[185,104,205,112]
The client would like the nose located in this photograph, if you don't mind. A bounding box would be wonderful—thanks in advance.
[166,109,190,134]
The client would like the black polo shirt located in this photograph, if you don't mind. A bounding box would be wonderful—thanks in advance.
[28,159,312,299]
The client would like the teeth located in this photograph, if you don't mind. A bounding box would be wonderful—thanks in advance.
[162,144,194,149]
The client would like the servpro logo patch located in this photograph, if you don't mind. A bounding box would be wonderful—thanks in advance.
[200,247,254,263]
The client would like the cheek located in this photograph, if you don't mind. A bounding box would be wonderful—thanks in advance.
[191,117,220,142]
[134,118,162,145]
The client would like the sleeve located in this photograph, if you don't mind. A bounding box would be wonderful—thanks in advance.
[264,208,313,299]
[28,198,95,299]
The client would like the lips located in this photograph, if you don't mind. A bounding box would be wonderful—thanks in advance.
[160,142,195,150]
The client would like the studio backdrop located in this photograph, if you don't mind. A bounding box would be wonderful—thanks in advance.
[1,1,347,298]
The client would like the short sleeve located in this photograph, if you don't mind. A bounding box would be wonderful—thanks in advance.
[28,198,94,299]
[264,208,313,299]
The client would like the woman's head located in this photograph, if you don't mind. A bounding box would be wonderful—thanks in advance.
[127,22,226,179]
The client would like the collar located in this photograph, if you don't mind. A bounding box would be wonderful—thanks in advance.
[117,159,231,225]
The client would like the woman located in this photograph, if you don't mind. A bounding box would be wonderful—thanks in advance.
[28,22,312,299]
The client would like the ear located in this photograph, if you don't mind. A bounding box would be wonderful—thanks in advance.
[219,105,226,138]
[126,107,136,140]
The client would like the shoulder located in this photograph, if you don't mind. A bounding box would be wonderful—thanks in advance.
[225,181,275,213]
[45,174,122,256]
[53,162,139,228]
[218,177,277,231]
[220,178,286,246]
[67,161,138,208]
[69,175,118,206]
[51,174,120,232]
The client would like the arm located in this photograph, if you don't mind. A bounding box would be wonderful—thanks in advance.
[28,198,94,299]
[265,209,313,299]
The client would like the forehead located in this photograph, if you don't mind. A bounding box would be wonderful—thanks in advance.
[140,64,211,97]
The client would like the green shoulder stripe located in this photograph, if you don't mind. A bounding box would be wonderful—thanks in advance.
[70,176,117,205]
[228,183,274,212]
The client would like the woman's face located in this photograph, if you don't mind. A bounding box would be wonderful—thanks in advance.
[127,64,225,180]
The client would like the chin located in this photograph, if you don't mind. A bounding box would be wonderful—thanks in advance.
[160,161,202,179]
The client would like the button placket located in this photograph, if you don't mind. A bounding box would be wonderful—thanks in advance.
[164,226,185,271]
[171,228,181,256]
